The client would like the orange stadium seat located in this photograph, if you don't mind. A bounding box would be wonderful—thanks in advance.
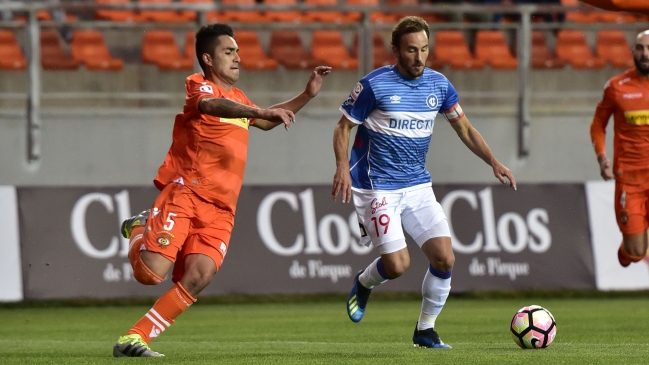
[95,0,142,22]
[596,11,640,23]
[311,30,358,70]
[35,10,77,22]
[561,0,599,23]
[220,0,272,23]
[142,30,194,70]
[352,32,394,69]
[303,0,361,23]
[555,30,606,69]
[433,31,484,70]
[235,31,279,71]
[269,31,323,70]
[178,0,218,22]
[264,0,304,22]
[70,30,124,71]
[474,30,518,70]
[530,31,565,69]
[596,30,634,68]
[0,30,26,70]
[138,0,193,22]
[40,30,80,70]
[386,0,448,23]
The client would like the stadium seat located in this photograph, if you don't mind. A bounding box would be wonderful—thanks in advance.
[95,0,142,22]
[303,0,361,23]
[0,30,26,70]
[425,56,444,70]
[70,30,124,71]
[138,0,193,22]
[142,30,194,70]
[474,30,518,70]
[264,0,305,22]
[596,30,634,68]
[596,11,639,23]
[433,31,484,70]
[178,0,218,22]
[269,31,323,70]
[311,30,359,70]
[555,30,606,69]
[561,0,599,23]
[530,31,565,69]
[35,10,77,22]
[386,0,448,23]
[352,32,394,69]
[220,0,272,23]
[235,31,279,70]
[40,30,80,70]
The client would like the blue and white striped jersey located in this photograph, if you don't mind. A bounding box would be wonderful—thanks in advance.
[340,65,459,191]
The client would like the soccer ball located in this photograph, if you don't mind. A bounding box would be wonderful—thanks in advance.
[510,305,557,349]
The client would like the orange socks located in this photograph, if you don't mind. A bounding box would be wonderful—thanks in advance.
[127,282,197,343]
[128,226,163,285]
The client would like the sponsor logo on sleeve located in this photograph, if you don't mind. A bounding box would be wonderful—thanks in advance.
[199,85,214,94]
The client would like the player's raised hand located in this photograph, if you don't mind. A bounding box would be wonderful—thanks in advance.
[332,166,353,203]
[259,108,296,130]
[304,66,332,98]
[493,161,517,191]
[598,155,614,181]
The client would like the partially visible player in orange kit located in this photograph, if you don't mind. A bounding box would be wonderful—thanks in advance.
[112,23,331,357]
[590,30,649,268]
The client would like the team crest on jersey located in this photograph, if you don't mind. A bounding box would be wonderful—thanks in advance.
[199,85,214,94]
[426,94,438,109]
[156,231,174,248]
[390,95,401,104]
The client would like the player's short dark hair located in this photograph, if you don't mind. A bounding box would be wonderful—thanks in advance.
[195,23,235,72]
[391,16,430,49]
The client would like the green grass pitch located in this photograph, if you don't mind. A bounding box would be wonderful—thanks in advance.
[1,295,649,364]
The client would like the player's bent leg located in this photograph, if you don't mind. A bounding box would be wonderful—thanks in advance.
[619,232,647,267]
[131,251,172,285]
[347,246,408,323]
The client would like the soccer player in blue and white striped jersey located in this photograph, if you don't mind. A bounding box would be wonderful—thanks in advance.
[332,16,517,349]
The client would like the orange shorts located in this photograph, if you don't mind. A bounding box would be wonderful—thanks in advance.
[142,183,235,283]
[614,182,649,235]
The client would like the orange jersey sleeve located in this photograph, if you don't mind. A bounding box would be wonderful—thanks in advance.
[154,73,258,214]
[590,79,616,158]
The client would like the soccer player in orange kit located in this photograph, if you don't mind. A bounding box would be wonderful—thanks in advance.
[590,30,649,268]
[112,24,331,357]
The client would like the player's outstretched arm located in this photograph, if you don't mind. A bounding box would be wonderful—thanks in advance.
[451,115,517,190]
[332,116,357,203]
[199,97,295,130]
[253,66,332,131]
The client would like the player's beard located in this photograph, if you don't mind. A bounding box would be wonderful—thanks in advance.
[398,57,425,79]
[634,55,649,77]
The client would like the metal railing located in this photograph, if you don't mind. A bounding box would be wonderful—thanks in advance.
[0,1,645,162]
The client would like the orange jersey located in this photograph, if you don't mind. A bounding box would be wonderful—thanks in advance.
[154,73,258,214]
[590,68,649,185]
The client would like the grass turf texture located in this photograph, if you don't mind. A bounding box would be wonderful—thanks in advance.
[1,296,648,364]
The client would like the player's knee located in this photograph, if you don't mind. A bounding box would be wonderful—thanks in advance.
[431,253,454,272]
[181,269,214,295]
[132,258,164,285]
[384,259,409,278]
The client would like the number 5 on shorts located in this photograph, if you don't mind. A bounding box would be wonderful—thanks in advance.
[163,212,177,230]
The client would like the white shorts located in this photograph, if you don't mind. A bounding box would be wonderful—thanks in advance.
[353,183,450,255]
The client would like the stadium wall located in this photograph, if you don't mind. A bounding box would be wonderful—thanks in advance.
[1,181,646,302]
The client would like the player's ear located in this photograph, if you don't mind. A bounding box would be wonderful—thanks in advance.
[202,53,212,67]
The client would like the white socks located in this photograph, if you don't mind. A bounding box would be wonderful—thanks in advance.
[417,266,451,331]
[358,257,390,289]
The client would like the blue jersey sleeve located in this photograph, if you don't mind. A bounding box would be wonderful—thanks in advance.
[440,80,460,111]
[340,79,376,124]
